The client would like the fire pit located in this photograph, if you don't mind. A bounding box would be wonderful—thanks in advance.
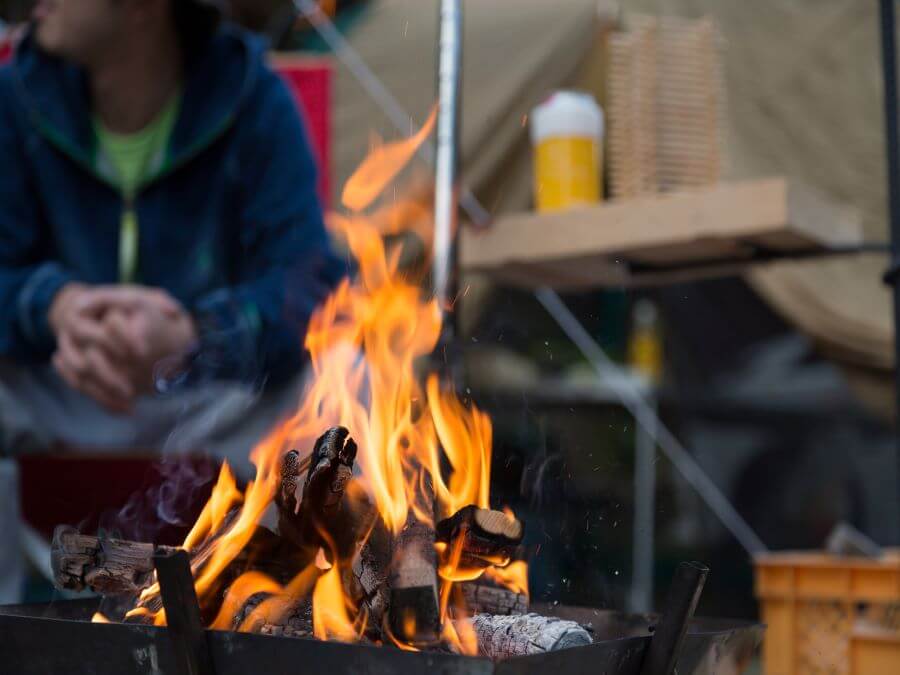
[0,595,761,675]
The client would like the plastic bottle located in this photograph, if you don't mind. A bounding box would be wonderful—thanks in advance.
[530,91,604,212]
[627,299,663,384]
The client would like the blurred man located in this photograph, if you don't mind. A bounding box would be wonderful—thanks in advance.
[0,0,343,599]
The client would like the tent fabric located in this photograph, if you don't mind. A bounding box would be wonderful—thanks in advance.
[331,0,894,405]
[618,0,895,411]
[330,0,599,214]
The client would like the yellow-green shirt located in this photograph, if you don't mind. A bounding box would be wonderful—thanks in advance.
[93,95,181,283]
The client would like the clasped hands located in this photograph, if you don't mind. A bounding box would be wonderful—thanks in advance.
[48,283,198,413]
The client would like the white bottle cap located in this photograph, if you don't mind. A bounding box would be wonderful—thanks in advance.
[530,91,604,144]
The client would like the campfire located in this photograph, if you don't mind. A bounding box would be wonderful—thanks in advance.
[50,113,592,660]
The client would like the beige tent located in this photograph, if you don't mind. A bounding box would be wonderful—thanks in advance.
[328,0,894,416]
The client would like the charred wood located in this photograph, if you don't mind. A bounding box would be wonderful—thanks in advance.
[276,427,357,556]
[388,475,440,645]
[51,526,176,595]
[436,506,524,570]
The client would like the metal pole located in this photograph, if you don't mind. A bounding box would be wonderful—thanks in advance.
[639,562,709,675]
[630,402,657,613]
[433,0,463,312]
[879,0,900,545]
[154,549,215,675]
[293,0,490,228]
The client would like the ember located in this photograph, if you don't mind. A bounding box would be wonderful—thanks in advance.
[50,112,570,659]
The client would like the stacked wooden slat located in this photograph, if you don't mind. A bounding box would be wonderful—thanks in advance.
[607,18,657,199]
[607,14,726,199]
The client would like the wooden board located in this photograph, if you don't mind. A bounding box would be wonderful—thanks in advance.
[460,178,863,289]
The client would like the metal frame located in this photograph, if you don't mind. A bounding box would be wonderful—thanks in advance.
[879,0,900,544]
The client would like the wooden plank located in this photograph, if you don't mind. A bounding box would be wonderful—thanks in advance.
[460,178,862,289]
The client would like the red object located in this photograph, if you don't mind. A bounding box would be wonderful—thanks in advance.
[19,454,219,545]
[0,33,13,64]
[273,56,333,209]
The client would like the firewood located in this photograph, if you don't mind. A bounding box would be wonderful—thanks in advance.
[53,522,306,601]
[276,427,357,555]
[236,594,314,637]
[388,475,440,645]
[51,526,177,595]
[459,582,528,616]
[346,513,392,635]
[436,506,524,569]
[460,613,592,659]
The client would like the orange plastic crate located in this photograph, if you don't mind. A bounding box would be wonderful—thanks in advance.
[755,551,900,674]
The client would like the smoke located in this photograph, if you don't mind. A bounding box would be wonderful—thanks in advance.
[97,455,217,544]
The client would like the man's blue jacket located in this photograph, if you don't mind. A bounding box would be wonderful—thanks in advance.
[0,25,344,387]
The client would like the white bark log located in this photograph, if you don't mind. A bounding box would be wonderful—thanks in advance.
[464,613,592,659]
[460,583,528,616]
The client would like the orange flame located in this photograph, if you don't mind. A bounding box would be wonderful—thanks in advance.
[91,612,110,624]
[312,563,363,642]
[484,561,529,599]
[131,107,527,648]
[341,108,437,212]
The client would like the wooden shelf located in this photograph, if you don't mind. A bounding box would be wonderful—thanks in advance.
[460,178,863,288]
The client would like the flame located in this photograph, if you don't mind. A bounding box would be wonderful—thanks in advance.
[129,107,527,649]
[312,563,362,642]
[341,107,437,212]
[91,612,110,624]
[484,561,530,599]
[210,571,282,630]
[183,461,243,551]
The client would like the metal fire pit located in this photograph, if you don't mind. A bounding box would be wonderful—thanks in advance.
[0,599,761,675]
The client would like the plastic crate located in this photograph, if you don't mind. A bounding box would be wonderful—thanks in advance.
[755,551,900,674]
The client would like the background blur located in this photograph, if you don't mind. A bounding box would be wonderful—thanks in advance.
[2,0,894,634]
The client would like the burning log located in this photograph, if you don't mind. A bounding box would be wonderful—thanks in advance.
[235,594,314,638]
[436,506,524,569]
[51,527,177,595]
[462,613,592,659]
[346,514,392,633]
[52,523,306,600]
[459,582,528,616]
[276,427,357,555]
[388,475,440,645]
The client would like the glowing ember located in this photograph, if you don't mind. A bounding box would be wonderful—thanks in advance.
[130,110,528,651]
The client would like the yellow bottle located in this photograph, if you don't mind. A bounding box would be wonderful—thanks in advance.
[628,300,663,384]
[530,91,604,212]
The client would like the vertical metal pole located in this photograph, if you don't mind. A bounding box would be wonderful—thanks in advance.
[630,401,657,614]
[639,562,709,675]
[154,549,214,675]
[433,0,463,314]
[879,0,900,544]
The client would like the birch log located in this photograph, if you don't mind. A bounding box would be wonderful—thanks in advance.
[459,582,528,616]
[463,613,592,659]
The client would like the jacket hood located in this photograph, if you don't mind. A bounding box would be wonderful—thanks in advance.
[11,23,266,172]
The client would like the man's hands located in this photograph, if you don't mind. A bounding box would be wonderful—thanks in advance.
[48,284,198,413]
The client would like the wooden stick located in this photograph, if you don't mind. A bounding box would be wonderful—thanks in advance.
[461,613,592,659]
[346,514,392,635]
[276,427,357,554]
[51,526,177,595]
[388,475,440,645]
[436,506,524,569]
